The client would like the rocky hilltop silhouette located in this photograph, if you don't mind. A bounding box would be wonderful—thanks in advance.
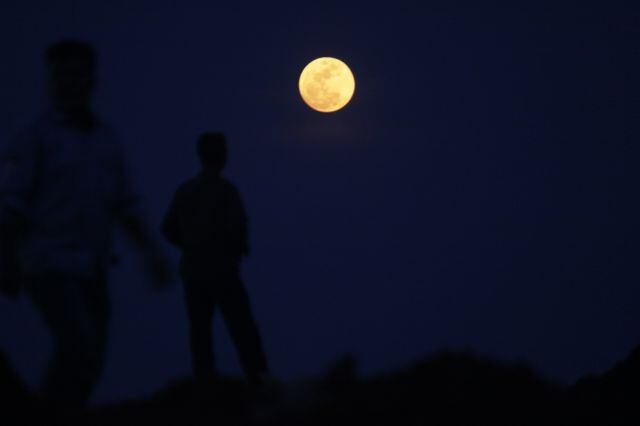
[1,346,639,425]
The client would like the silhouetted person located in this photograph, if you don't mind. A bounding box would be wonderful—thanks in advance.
[162,132,269,387]
[0,40,169,408]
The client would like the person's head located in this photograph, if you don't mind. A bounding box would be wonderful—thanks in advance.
[45,40,96,111]
[197,132,227,172]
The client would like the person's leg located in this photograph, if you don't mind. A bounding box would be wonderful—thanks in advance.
[183,277,217,380]
[217,268,269,385]
[83,273,109,398]
[26,273,109,408]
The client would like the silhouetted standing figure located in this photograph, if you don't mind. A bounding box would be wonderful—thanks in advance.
[162,132,269,386]
[0,41,169,408]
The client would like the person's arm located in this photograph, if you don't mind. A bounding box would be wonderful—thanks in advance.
[113,141,172,289]
[0,128,38,233]
[0,129,38,298]
[113,145,150,247]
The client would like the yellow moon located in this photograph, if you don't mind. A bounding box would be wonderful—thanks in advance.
[298,57,355,113]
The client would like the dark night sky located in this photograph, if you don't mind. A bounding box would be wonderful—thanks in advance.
[1,1,639,404]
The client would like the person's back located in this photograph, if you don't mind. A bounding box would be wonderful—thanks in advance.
[165,171,248,279]
[162,132,269,387]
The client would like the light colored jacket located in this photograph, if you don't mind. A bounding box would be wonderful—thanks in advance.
[0,111,139,277]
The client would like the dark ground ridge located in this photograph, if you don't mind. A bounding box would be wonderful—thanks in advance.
[1,346,639,425]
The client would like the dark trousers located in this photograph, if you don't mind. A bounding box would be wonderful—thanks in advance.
[26,273,109,408]
[182,266,268,384]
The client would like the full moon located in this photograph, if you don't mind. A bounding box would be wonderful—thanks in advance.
[298,57,355,113]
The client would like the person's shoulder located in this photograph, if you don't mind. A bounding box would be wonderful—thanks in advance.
[175,176,200,196]
[219,177,239,192]
[220,178,246,206]
[84,117,120,146]
[3,115,47,156]
[218,177,242,197]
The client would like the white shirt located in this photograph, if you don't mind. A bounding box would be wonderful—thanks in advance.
[0,110,139,277]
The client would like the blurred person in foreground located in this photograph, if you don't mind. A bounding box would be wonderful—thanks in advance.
[0,40,170,408]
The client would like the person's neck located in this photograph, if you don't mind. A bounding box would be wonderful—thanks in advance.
[200,168,221,178]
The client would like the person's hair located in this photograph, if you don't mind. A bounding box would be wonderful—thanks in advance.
[45,40,96,69]
[197,132,227,171]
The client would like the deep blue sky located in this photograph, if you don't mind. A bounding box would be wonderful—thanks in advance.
[1,1,638,404]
